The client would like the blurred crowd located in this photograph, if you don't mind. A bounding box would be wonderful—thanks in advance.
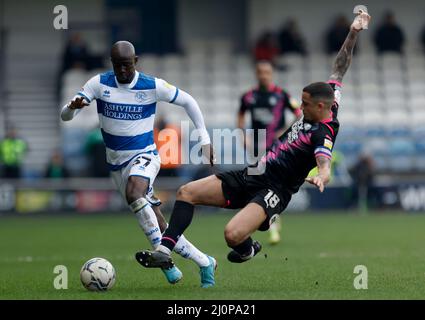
[59,11,425,76]
[253,11,425,64]
[60,33,104,74]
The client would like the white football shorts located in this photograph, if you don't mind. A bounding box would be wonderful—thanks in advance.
[111,152,162,206]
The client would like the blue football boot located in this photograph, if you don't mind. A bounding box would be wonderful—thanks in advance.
[161,265,183,284]
[199,256,217,288]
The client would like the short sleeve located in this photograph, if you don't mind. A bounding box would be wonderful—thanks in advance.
[78,75,100,102]
[311,126,335,160]
[156,78,179,103]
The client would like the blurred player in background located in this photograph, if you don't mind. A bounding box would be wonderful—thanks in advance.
[0,127,28,178]
[136,9,371,278]
[238,60,301,244]
[60,41,216,288]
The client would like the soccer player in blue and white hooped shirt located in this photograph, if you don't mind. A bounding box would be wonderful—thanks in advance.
[61,41,216,287]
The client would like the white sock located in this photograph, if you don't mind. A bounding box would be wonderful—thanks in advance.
[174,234,210,267]
[157,244,171,255]
[130,198,162,249]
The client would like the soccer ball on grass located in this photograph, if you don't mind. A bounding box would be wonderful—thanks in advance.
[80,257,116,291]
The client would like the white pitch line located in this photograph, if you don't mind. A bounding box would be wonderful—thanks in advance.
[0,255,134,263]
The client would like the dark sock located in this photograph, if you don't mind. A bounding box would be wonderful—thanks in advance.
[161,200,194,251]
[231,237,253,256]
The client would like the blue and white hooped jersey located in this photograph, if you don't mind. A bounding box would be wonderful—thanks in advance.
[78,71,179,171]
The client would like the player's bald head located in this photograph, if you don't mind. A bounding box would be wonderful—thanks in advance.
[110,41,138,84]
[110,41,136,60]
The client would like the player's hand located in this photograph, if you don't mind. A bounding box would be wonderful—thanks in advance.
[305,176,326,193]
[351,10,371,32]
[202,143,216,167]
[68,96,89,110]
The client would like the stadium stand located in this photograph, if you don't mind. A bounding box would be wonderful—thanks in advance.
[1,0,423,180]
[59,45,425,176]
[4,32,62,177]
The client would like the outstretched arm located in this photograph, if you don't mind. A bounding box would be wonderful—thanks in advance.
[329,10,371,83]
[171,90,216,166]
[155,78,216,166]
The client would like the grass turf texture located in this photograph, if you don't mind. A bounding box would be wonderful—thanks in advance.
[1,212,425,299]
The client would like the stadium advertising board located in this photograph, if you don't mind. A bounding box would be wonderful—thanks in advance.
[1,183,425,214]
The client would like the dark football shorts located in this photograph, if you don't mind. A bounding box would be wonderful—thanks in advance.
[216,170,291,231]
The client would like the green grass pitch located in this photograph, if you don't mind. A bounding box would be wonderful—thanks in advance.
[1,211,425,299]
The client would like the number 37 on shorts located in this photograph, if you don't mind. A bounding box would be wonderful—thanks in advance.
[129,153,161,181]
